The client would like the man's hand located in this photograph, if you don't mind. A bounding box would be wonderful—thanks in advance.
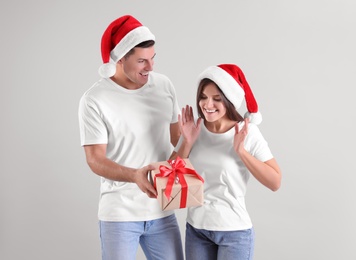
[133,164,158,198]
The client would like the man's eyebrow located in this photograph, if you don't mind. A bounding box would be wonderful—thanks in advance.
[138,53,156,60]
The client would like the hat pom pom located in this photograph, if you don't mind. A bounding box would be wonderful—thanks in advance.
[244,111,262,125]
[98,63,116,78]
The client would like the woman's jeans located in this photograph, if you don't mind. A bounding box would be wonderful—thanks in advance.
[99,214,183,260]
[185,222,255,260]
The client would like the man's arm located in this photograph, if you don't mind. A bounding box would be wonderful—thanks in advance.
[170,122,180,147]
[84,144,157,198]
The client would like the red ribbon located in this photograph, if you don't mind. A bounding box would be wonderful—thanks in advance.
[154,156,204,208]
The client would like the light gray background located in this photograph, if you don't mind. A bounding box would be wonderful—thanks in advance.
[1,0,355,259]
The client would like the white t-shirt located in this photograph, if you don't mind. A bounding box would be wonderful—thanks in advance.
[78,72,180,221]
[175,121,273,231]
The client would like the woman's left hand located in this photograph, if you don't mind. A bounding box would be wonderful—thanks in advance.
[233,118,249,154]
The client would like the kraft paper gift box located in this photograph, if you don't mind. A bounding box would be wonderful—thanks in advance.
[149,156,204,211]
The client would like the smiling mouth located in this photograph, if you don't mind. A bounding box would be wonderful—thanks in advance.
[140,72,149,76]
[205,109,217,113]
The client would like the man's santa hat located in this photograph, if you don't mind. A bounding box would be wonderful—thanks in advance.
[98,15,155,78]
[197,64,262,124]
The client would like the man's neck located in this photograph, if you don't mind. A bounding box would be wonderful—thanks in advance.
[110,74,143,90]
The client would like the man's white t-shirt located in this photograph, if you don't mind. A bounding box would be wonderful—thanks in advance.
[78,72,179,221]
[176,121,273,231]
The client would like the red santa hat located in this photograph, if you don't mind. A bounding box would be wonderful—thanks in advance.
[98,15,155,78]
[197,64,262,124]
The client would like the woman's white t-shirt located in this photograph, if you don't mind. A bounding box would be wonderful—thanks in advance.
[176,121,273,231]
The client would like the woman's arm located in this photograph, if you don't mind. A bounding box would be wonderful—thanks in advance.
[234,119,282,191]
[238,151,281,191]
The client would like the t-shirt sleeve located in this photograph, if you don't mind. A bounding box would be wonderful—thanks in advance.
[78,95,108,146]
[167,78,180,124]
[245,124,274,162]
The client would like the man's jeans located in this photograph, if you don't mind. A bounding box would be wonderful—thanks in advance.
[99,214,183,260]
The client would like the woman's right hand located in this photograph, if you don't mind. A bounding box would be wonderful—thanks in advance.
[178,105,202,146]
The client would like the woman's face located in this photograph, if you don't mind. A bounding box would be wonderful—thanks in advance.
[198,83,228,123]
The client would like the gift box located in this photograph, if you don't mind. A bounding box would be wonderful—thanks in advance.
[149,156,204,211]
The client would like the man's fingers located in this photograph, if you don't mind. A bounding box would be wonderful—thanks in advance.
[146,190,157,198]
[145,185,157,198]
[145,164,156,172]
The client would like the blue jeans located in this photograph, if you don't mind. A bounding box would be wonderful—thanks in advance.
[185,222,255,260]
[99,214,183,260]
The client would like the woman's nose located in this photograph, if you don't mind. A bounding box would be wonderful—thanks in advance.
[206,98,215,107]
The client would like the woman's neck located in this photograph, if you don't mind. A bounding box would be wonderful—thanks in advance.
[204,119,237,133]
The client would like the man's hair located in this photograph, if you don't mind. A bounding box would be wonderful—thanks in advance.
[124,40,155,59]
[196,78,244,122]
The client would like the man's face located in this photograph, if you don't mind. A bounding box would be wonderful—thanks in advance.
[119,46,156,89]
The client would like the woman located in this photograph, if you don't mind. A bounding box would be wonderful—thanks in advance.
[172,64,282,260]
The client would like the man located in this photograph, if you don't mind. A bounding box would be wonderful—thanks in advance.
[78,15,183,260]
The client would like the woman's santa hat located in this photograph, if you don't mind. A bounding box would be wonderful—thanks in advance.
[98,15,155,78]
[197,64,262,125]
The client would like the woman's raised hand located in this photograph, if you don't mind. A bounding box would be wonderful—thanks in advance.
[178,105,202,146]
[233,118,249,154]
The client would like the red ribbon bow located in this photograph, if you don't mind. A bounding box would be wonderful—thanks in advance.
[154,156,204,208]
